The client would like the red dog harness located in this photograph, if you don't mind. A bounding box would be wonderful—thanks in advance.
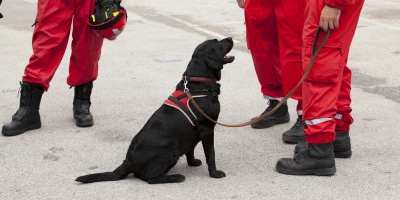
[164,90,208,126]
[163,76,218,126]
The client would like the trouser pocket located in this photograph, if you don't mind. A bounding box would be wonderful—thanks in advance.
[303,44,343,83]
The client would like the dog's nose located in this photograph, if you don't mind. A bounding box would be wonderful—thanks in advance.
[221,37,233,44]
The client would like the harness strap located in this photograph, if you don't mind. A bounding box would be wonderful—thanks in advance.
[175,93,189,100]
[183,76,217,83]
[167,96,198,126]
[164,90,212,126]
[175,90,215,100]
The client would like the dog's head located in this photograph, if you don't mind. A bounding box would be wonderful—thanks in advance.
[184,37,235,81]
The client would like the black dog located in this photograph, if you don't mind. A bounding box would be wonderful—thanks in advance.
[76,38,235,184]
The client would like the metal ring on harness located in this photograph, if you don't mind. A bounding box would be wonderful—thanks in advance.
[183,76,189,92]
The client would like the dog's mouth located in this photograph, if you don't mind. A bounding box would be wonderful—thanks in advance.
[223,54,235,64]
[220,37,235,64]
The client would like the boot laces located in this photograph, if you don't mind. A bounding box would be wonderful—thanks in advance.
[17,87,21,98]
[291,116,304,130]
[293,148,310,162]
[13,88,32,121]
[17,82,31,98]
[262,100,278,115]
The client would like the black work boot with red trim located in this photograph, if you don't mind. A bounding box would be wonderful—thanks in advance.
[73,81,94,127]
[294,131,352,158]
[250,100,290,129]
[2,82,44,136]
[276,143,336,176]
[282,115,305,143]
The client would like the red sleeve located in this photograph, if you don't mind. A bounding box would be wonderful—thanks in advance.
[325,0,356,9]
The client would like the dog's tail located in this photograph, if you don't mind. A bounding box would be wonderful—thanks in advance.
[75,160,132,184]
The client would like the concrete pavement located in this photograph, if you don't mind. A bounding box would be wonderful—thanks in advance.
[1,0,400,199]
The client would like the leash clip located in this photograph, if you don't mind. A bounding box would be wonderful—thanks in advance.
[183,76,189,92]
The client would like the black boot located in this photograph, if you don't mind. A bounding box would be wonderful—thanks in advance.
[276,143,336,176]
[2,82,44,136]
[282,115,305,143]
[250,100,290,129]
[332,131,352,158]
[73,81,94,127]
[294,131,352,158]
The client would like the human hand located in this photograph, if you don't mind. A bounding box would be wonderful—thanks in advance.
[319,5,341,32]
[236,0,245,8]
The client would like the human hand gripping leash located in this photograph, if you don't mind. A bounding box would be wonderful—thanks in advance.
[185,28,331,127]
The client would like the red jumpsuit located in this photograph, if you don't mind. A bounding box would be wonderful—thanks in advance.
[302,0,365,144]
[244,0,305,112]
[22,0,104,91]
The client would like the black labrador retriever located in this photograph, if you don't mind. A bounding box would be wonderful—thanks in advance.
[76,38,235,184]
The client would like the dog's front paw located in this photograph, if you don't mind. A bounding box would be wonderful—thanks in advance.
[209,170,226,178]
[188,159,202,167]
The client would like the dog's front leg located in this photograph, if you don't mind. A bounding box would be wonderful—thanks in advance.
[200,129,225,178]
[186,151,202,166]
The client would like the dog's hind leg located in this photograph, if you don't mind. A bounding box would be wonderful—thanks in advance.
[144,155,185,184]
[148,174,185,184]
[186,151,202,166]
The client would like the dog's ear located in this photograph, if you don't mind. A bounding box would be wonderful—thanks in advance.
[204,40,222,70]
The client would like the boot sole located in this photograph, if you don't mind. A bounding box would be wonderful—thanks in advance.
[76,121,94,127]
[276,165,336,176]
[74,115,94,128]
[334,150,352,158]
[250,115,290,129]
[282,135,306,144]
[2,122,41,137]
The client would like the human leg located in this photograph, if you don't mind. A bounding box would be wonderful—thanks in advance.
[2,0,74,136]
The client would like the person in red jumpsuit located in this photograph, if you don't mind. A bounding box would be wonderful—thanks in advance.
[236,0,306,143]
[276,0,365,175]
[2,0,104,136]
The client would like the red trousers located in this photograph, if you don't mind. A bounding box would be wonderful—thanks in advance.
[244,0,304,111]
[302,0,365,143]
[22,0,104,91]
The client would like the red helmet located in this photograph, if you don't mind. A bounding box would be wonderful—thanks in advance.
[88,0,127,41]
